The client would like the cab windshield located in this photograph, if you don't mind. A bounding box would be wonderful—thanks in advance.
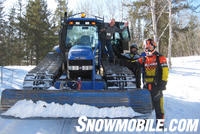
[66,25,98,48]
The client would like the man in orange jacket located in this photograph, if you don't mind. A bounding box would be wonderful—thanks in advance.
[137,39,169,125]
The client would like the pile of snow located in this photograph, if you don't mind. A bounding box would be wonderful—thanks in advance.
[2,100,141,119]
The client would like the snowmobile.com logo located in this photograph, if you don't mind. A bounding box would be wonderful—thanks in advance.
[75,116,199,133]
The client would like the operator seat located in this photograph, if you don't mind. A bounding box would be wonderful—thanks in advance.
[79,35,91,46]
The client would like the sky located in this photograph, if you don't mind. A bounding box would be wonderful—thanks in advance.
[3,0,200,11]
[2,0,128,22]
[2,0,200,22]
[3,0,73,13]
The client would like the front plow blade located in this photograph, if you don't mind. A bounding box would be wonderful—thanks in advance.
[1,89,152,114]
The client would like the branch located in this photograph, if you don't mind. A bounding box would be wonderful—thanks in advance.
[158,22,169,41]
[190,4,200,13]
[156,3,168,24]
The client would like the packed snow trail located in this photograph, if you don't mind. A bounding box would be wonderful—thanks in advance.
[0,56,200,133]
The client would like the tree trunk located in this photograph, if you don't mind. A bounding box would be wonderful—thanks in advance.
[168,0,172,69]
[150,0,158,51]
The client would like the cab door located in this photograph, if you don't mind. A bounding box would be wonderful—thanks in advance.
[113,22,131,54]
[117,22,131,50]
[99,22,131,55]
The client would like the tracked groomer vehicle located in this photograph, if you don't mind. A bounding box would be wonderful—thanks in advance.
[1,13,152,117]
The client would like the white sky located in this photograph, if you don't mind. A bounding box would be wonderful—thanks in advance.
[3,0,74,13]
[2,0,129,22]
[3,0,199,19]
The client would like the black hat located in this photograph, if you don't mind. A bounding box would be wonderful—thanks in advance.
[130,43,138,50]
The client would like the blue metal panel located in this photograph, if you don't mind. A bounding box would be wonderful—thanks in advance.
[98,40,102,71]
[1,89,153,114]
[68,45,93,60]
[55,46,61,54]
[92,40,101,83]
[81,81,105,90]
[54,81,105,90]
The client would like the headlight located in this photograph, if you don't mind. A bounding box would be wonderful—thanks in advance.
[68,66,79,70]
[68,66,93,70]
[82,66,93,70]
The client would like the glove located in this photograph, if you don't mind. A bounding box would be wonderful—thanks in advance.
[131,60,137,63]
[153,90,163,101]
[157,81,167,91]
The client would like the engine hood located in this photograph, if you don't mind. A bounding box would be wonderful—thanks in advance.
[68,45,93,60]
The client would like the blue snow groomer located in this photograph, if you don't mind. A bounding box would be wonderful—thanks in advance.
[1,13,152,117]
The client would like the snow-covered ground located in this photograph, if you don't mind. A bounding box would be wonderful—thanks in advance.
[2,100,140,118]
[0,66,35,95]
[0,56,200,134]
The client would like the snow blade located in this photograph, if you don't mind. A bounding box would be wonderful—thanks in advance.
[1,89,152,115]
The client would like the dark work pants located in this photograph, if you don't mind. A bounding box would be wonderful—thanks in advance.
[127,62,141,88]
[134,64,141,88]
[105,40,114,62]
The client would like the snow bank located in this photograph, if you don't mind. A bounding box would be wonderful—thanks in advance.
[0,66,34,98]
[0,66,34,90]
[165,56,200,102]
[2,100,140,118]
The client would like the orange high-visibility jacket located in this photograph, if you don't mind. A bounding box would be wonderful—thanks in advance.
[138,52,168,90]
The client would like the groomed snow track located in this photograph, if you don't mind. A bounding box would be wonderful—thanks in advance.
[23,52,63,90]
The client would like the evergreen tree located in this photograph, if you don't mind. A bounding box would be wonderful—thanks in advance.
[53,0,72,33]
[0,1,6,65]
[5,7,17,65]
[15,0,25,65]
[24,0,56,65]
[54,0,67,26]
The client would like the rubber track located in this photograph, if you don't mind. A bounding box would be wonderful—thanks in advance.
[29,52,63,75]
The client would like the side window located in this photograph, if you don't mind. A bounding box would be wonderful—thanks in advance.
[112,32,120,45]
[115,32,120,40]
[119,24,130,41]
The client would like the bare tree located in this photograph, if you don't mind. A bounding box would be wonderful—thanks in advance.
[77,0,93,17]
[150,0,158,51]
[149,0,170,52]
[168,0,172,69]
[96,1,104,17]
[105,0,117,20]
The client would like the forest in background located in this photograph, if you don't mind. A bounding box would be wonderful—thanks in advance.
[0,0,199,67]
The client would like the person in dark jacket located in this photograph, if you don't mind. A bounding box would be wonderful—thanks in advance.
[100,19,128,63]
[123,44,141,88]
[124,44,140,59]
